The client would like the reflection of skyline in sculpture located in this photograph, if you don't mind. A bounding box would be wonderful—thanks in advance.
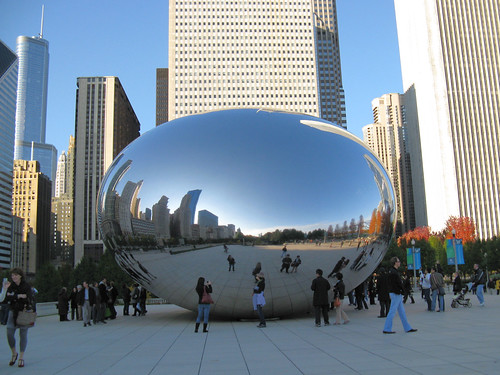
[171,189,201,239]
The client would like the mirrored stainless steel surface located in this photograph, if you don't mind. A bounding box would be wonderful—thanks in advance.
[97,109,396,319]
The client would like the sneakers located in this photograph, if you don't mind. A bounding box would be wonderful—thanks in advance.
[480,302,485,306]
[257,323,266,328]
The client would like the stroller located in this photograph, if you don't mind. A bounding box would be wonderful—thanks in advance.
[451,285,472,308]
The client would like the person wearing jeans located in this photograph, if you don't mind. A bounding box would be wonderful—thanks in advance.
[195,277,213,333]
[253,273,266,328]
[430,267,445,312]
[473,264,486,306]
[383,257,417,334]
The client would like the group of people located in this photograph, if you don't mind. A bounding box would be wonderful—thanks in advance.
[280,253,302,273]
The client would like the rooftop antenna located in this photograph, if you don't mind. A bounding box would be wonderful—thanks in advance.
[39,4,45,38]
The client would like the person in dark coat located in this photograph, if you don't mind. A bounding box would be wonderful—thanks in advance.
[227,255,235,272]
[383,257,417,334]
[57,287,69,321]
[121,283,131,316]
[77,281,96,327]
[69,287,78,320]
[252,262,262,277]
[354,281,369,310]
[311,269,331,326]
[280,254,292,273]
[333,272,349,324]
[376,267,390,318]
[452,272,462,295]
[403,275,415,304]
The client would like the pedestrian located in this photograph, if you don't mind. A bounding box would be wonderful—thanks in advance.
[195,277,213,332]
[78,281,96,327]
[430,266,445,312]
[452,272,462,295]
[420,268,432,311]
[354,281,368,310]
[403,275,415,304]
[333,272,349,324]
[69,287,78,320]
[280,254,292,273]
[227,255,236,272]
[290,255,301,273]
[281,244,287,258]
[107,281,118,319]
[121,283,131,316]
[223,244,228,253]
[311,269,331,326]
[57,287,69,321]
[472,263,486,306]
[130,284,140,316]
[4,268,36,367]
[253,273,266,328]
[139,286,147,316]
[383,257,417,334]
[496,279,500,295]
[376,267,390,317]
[368,275,377,305]
[252,262,262,277]
[75,285,83,320]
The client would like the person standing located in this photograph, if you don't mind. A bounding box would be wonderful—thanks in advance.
[420,268,432,311]
[107,281,118,319]
[138,285,147,316]
[383,257,417,334]
[472,263,486,306]
[452,272,462,295]
[333,272,349,324]
[227,255,236,272]
[281,244,287,258]
[253,273,266,328]
[403,275,415,304]
[252,262,262,278]
[280,254,292,273]
[121,283,131,316]
[311,269,331,327]
[195,277,213,332]
[290,255,301,272]
[57,287,69,321]
[69,287,78,320]
[430,266,445,312]
[78,281,96,327]
[4,268,35,368]
[376,267,390,318]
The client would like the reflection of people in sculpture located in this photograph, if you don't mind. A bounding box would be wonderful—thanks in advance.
[227,255,235,272]
[350,249,366,271]
[195,277,212,333]
[290,255,301,272]
[252,262,262,277]
[328,256,346,278]
[280,254,292,273]
[253,273,266,328]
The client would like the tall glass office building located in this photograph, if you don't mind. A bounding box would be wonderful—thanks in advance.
[168,0,346,128]
[15,35,57,184]
[0,40,18,268]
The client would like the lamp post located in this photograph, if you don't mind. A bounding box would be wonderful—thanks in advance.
[452,229,458,273]
[411,239,417,289]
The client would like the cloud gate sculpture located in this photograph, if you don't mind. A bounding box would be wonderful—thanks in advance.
[97,109,396,319]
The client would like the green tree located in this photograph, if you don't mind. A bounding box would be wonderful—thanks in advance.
[58,264,73,289]
[33,263,62,302]
[71,256,98,287]
[96,250,132,287]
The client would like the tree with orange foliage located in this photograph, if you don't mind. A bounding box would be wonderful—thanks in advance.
[443,216,476,244]
[397,226,431,247]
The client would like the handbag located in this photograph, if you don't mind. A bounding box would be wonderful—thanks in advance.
[16,309,37,327]
[333,297,341,308]
[201,288,214,304]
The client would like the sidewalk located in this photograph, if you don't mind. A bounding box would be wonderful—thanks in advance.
[1,292,499,375]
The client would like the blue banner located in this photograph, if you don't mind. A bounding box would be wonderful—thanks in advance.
[406,247,421,270]
[446,239,464,265]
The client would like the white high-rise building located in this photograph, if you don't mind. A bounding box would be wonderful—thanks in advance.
[54,151,67,198]
[168,0,346,127]
[394,0,500,239]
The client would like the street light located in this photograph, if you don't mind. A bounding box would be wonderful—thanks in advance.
[452,229,458,273]
[411,239,417,289]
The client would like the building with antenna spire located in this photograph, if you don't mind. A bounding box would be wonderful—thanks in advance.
[14,5,57,188]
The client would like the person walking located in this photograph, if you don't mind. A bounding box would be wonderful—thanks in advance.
[227,255,236,272]
[4,268,35,367]
[195,277,213,332]
[430,266,445,312]
[311,269,331,327]
[452,272,462,295]
[403,275,415,304]
[376,267,390,317]
[252,262,262,277]
[253,273,266,328]
[472,263,486,306]
[420,268,432,311]
[333,272,349,324]
[383,257,417,334]
[290,255,302,273]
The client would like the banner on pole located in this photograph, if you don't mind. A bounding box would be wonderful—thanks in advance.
[406,248,421,270]
[446,239,464,265]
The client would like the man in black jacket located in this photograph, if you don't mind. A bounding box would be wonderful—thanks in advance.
[382,257,417,334]
[473,263,486,306]
[311,269,331,327]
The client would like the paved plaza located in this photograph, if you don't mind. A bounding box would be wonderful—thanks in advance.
[1,292,499,375]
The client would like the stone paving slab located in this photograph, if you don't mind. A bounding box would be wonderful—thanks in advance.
[1,291,499,374]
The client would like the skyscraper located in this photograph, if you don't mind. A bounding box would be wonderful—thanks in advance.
[0,40,18,268]
[74,77,140,264]
[156,68,168,126]
[394,0,500,238]
[363,93,415,237]
[168,0,346,127]
[14,24,57,185]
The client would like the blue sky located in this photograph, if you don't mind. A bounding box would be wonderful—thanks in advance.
[0,0,402,157]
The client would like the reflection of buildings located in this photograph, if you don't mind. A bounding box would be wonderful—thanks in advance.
[167,0,346,127]
[12,160,51,275]
[152,196,170,242]
[0,40,18,268]
[172,189,201,240]
[395,1,500,239]
[74,77,140,265]
[363,94,415,236]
